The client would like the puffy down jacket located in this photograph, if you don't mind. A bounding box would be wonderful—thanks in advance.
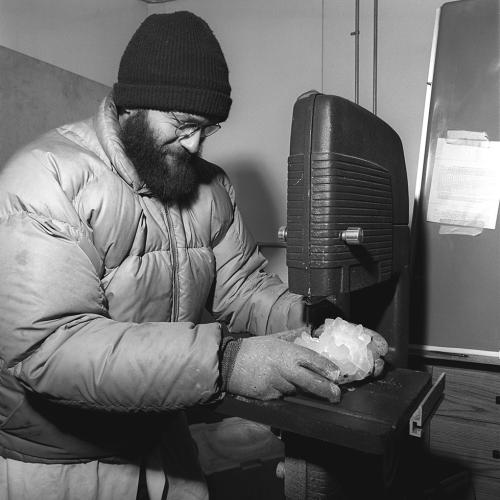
[0,94,301,475]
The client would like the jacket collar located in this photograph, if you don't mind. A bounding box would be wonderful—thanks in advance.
[95,92,151,195]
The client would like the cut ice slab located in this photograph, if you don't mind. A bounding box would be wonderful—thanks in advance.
[294,317,377,384]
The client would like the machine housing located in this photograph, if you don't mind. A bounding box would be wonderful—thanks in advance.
[286,91,410,366]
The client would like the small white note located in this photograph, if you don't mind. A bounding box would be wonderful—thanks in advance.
[426,131,500,233]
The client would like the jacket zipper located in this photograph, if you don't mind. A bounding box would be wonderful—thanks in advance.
[163,205,180,322]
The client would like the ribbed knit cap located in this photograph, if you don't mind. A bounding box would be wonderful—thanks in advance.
[114,12,232,122]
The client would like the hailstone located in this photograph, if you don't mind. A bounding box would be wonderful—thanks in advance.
[294,317,374,383]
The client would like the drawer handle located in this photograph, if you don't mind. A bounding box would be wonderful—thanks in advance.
[493,450,500,460]
[496,396,500,404]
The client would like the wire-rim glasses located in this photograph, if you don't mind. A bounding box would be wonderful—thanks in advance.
[169,112,221,139]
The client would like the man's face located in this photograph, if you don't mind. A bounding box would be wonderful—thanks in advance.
[119,109,211,206]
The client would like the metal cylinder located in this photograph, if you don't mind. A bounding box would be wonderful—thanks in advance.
[340,227,364,245]
[277,225,288,242]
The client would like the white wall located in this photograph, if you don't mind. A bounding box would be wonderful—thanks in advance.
[0,0,148,86]
[0,0,444,260]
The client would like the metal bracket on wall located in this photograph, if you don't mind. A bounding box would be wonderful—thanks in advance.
[409,372,446,438]
[349,0,378,114]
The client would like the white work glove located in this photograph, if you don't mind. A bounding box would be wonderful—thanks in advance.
[221,329,341,403]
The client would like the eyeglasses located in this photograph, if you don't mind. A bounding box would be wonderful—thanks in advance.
[169,112,221,139]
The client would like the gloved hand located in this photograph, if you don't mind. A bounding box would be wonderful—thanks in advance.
[222,329,341,403]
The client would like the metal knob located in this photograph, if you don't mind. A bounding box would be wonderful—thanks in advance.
[277,226,288,242]
[340,227,364,245]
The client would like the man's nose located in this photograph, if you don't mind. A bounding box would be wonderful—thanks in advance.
[179,130,202,154]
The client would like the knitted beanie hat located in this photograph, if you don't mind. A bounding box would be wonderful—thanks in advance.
[114,12,232,122]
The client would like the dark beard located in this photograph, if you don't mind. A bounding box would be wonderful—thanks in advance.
[119,110,201,206]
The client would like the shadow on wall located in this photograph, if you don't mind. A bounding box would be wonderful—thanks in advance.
[0,46,110,166]
[225,158,283,244]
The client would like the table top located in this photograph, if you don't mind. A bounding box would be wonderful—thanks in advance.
[215,367,432,455]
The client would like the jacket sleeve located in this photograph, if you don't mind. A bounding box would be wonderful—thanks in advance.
[0,198,222,412]
[208,175,305,335]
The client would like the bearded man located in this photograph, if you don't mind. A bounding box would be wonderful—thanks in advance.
[0,12,347,500]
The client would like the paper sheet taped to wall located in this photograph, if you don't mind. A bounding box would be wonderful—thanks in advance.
[426,131,500,231]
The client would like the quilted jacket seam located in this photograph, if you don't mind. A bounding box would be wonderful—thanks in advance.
[0,391,25,431]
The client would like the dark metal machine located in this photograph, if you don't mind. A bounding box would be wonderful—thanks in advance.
[216,91,443,499]
[282,90,410,368]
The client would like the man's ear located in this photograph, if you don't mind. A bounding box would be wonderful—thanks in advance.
[117,108,138,128]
